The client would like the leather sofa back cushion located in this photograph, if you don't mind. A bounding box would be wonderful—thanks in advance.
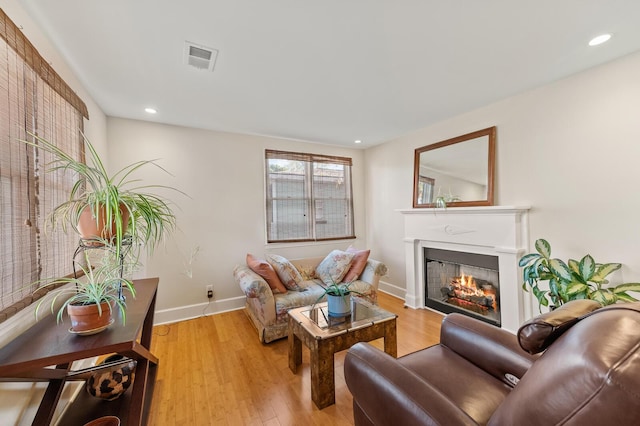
[517,299,601,354]
[246,253,288,294]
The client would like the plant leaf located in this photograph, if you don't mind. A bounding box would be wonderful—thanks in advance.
[591,290,617,305]
[519,253,540,267]
[531,285,549,307]
[613,283,640,294]
[549,278,560,298]
[578,255,596,281]
[548,258,573,282]
[615,292,639,302]
[566,282,589,296]
[568,259,580,275]
[535,239,551,259]
[591,263,622,283]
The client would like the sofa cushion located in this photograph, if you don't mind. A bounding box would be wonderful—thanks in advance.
[342,246,371,283]
[246,253,287,294]
[316,249,355,286]
[266,253,305,291]
[274,280,328,323]
[517,299,601,354]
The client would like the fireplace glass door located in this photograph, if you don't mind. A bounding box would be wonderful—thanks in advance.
[424,248,501,326]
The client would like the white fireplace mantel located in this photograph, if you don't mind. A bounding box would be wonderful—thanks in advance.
[398,206,534,332]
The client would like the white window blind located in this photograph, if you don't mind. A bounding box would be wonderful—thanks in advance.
[265,150,355,243]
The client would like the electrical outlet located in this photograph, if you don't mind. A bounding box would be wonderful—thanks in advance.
[206,285,214,299]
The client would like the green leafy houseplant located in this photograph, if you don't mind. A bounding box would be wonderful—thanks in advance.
[35,252,136,326]
[312,280,365,316]
[520,238,640,310]
[19,132,181,258]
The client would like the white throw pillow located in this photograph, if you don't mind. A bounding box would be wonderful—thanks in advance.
[316,250,355,286]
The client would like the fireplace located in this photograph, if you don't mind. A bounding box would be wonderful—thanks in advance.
[424,247,500,326]
[399,206,533,332]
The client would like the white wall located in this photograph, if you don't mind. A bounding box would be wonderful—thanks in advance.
[106,118,367,322]
[366,50,640,297]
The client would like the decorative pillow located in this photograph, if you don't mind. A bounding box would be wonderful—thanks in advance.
[316,250,355,286]
[517,299,602,354]
[266,254,305,291]
[246,253,287,294]
[342,246,370,283]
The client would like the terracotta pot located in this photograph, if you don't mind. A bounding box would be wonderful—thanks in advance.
[67,301,113,333]
[83,416,120,426]
[77,204,130,243]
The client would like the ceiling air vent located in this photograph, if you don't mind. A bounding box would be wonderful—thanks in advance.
[184,41,218,72]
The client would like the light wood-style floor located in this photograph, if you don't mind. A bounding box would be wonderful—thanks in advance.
[147,292,444,425]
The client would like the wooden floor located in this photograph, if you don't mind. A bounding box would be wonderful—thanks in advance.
[147,292,444,425]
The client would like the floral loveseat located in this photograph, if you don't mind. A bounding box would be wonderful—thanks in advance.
[233,249,388,343]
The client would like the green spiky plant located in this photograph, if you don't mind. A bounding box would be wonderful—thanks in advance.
[35,251,136,325]
[520,238,640,310]
[311,279,367,313]
[19,132,183,259]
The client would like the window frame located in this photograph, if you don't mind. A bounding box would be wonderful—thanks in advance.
[265,149,355,243]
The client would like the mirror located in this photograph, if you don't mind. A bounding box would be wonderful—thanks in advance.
[413,126,496,208]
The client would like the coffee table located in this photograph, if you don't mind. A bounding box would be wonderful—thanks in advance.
[288,298,397,409]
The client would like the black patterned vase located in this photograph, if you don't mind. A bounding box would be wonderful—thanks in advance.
[86,354,137,401]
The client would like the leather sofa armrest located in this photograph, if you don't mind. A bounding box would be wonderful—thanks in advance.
[345,342,478,426]
[440,313,538,385]
[233,265,274,301]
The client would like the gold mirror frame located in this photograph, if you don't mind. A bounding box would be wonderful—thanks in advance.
[413,126,496,208]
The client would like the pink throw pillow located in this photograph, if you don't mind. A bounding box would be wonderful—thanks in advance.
[342,246,370,283]
[246,253,287,294]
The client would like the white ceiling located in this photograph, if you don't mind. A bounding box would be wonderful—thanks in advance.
[16,0,640,148]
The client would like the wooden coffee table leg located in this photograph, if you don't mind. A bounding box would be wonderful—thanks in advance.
[288,326,302,373]
[310,340,335,409]
[383,318,398,358]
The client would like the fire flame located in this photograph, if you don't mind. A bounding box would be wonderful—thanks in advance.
[452,274,497,311]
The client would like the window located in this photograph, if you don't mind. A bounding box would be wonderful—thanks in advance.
[0,9,88,321]
[417,176,435,204]
[265,150,355,243]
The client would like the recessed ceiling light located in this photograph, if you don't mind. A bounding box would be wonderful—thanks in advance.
[354,140,362,144]
[588,34,611,46]
[145,107,157,114]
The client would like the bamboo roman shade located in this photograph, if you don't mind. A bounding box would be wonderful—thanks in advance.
[0,8,86,321]
[0,9,88,119]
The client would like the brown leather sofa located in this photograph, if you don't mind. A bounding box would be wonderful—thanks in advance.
[344,301,640,425]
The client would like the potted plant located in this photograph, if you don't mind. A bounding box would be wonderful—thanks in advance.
[520,238,640,310]
[19,132,181,259]
[35,251,136,334]
[313,280,364,317]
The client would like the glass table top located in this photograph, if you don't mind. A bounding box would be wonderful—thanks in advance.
[291,298,397,339]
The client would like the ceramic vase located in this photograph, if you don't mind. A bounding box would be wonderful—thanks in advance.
[86,354,136,401]
[327,292,351,317]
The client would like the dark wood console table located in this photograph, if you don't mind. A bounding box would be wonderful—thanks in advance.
[0,277,159,426]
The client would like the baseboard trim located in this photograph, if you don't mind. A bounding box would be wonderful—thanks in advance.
[154,282,406,326]
[153,295,245,325]
[378,279,406,300]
